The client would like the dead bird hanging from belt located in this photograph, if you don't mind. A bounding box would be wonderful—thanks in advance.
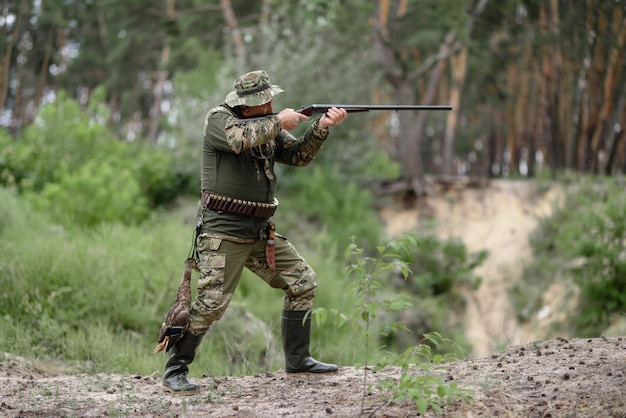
[152,258,199,354]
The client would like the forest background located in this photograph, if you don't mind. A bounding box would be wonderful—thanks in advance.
[0,0,625,379]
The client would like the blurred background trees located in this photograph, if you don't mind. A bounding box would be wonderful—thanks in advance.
[2,0,624,200]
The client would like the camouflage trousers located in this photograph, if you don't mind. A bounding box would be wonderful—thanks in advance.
[187,233,317,336]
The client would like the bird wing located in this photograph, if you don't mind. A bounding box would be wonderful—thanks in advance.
[152,302,191,354]
[152,257,197,355]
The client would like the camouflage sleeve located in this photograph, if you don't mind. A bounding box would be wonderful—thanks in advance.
[275,120,330,167]
[224,115,282,154]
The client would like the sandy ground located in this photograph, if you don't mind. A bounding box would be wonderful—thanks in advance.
[3,179,626,417]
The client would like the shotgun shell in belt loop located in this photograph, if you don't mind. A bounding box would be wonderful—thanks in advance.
[213,195,220,210]
[243,201,252,215]
[235,199,244,213]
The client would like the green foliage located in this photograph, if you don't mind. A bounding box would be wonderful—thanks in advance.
[338,234,419,347]
[26,160,150,227]
[0,91,191,227]
[1,188,172,365]
[0,189,353,376]
[521,176,626,336]
[278,166,382,256]
[377,333,473,415]
[407,235,486,297]
[314,235,473,414]
[368,234,486,355]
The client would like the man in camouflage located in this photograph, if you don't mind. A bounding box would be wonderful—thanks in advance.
[162,70,348,394]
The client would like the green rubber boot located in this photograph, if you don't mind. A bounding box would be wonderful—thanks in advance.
[282,309,338,373]
[162,332,203,395]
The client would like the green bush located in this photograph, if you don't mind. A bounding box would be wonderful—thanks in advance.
[562,179,626,335]
[24,160,150,227]
[131,145,193,207]
[278,165,382,258]
[0,90,191,227]
[379,234,486,355]
[523,176,626,336]
[407,235,486,297]
[314,235,473,415]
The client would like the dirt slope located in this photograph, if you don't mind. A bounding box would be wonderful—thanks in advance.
[380,179,564,356]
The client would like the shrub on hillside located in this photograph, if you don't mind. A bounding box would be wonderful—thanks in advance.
[526,176,626,336]
[25,160,150,227]
[0,90,191,226]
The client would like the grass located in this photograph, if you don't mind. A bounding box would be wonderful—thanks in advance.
[0,173,492,378]
[0,188,362,376]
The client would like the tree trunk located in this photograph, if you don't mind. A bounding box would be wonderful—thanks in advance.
[592,4,626,173]
[33,36,51,115]
[393,79,426,195]
[441,0,486,177]
[220,0,247,75]
[507,63,519,174]
[584,0,606,172]
[442,47,467,176]
[539,2,556,178]
[0,0,26,117]
[147,0,176,144]
[604,81,626,174]
[518,37,533,176]
[11,36,25,137]
[549,0,564,172]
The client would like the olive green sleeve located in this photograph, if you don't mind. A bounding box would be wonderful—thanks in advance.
[275,120,330,167]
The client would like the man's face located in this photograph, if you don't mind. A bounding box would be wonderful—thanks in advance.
[240,99,274,118]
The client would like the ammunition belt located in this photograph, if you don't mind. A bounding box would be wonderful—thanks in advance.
[201,190,278,218]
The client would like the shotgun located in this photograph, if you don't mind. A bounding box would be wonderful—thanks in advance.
[238,104,453,122]
[296,104,453,116]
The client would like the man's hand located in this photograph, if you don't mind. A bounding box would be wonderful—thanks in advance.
[277,108,310,130]
[318,107,348,129]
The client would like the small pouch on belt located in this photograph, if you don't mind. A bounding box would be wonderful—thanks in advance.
[265,221,276,271]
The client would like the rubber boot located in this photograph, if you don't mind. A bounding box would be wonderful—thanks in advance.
[281,309,338,373]
[162,332,203,395]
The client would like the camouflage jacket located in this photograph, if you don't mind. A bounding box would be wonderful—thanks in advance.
[198,104,329,240]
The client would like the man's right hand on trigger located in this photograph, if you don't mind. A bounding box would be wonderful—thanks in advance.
[277,108,309,130]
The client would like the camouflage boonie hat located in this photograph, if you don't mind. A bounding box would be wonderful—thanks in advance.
[225,70,284,107]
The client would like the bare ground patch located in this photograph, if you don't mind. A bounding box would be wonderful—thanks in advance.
[1,336,625,417]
